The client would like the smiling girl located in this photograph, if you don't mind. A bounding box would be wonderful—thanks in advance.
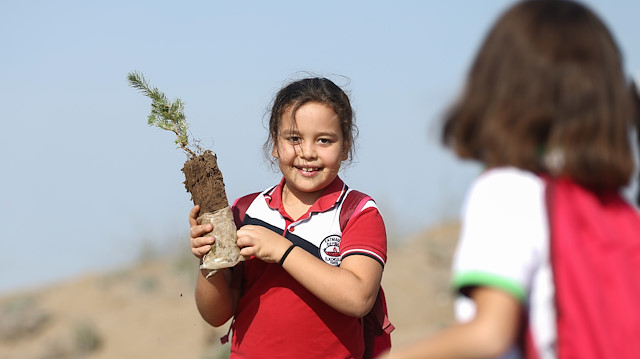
[189,77,390,358]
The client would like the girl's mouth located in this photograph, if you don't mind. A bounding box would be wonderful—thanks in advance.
[296,166,322,176]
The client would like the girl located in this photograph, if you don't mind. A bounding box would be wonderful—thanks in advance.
[383,0,640,358]
[189,77,389,358]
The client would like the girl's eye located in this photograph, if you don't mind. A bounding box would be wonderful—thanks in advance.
[318,138,334,145]
[288,136,301,144]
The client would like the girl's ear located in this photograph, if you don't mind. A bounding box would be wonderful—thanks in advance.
[272,143,280,159]
[341,142,350,161]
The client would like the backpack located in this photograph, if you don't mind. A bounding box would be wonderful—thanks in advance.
[525,177,640,358]
[225,189,394,358]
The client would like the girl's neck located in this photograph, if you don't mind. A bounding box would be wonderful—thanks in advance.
[281,184,322,220]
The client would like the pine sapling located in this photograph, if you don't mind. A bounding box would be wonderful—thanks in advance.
[127,71,200,158]
[128,71,244,277]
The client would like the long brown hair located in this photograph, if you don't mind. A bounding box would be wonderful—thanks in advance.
[442,0,637,192]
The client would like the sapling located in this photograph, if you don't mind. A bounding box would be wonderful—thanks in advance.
[128,71,243,277]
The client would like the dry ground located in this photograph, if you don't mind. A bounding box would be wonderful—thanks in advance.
[0,222,459,359]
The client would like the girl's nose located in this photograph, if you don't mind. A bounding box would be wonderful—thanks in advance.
[297,141,317,160]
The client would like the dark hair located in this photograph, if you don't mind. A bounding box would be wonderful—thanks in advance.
[263,77,358,167]
[442,0,638,192]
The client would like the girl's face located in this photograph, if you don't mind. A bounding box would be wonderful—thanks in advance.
[273,101,348,204]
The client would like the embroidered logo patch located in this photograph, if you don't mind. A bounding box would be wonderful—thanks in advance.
[320,235,341,266]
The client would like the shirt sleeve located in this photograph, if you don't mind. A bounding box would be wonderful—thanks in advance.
[339,202,387,267]
[452,168,547,302]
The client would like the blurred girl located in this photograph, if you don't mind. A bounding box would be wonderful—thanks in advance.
[383,0,640,358]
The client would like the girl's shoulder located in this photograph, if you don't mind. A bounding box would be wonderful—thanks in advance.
[476,166,543,187]
[232,184,279,210]
[471,167,545,202]
[463,166,547,227]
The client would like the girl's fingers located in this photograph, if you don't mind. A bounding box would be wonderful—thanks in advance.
[192,244,211,258]
[235,230,253,248]
[191,236,215,258]
[239,246,253,257]
[188,205,200,226]
[188,206,216,259]
[191,223,213,238]
[192,235,215,248]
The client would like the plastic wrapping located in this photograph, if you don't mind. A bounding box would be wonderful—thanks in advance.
[197,206,244,278]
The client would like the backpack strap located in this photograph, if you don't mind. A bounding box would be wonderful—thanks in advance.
[339,189,371,232]
[232,192,261,229]
[340,190,394,358]
[372,287,395,334]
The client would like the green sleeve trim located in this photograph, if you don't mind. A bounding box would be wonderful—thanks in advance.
[453,271,526,302]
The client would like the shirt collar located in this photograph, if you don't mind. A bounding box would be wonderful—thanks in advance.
[264,176,346,216]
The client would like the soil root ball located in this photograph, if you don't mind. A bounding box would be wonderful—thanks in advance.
[197,206,244,277]
[182,151,229,213]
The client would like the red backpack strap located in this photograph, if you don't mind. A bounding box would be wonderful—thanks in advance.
[340,190,394,358]
[372,287,395,334]
[362,289,394,358]
[232,192,261,229]
[339,189,371,232]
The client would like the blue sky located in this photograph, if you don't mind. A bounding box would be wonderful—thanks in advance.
[1,0,638,294]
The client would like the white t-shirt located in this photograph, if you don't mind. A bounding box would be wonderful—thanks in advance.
[452,167,556,359]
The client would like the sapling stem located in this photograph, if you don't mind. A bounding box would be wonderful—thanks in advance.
[127,71,200,158]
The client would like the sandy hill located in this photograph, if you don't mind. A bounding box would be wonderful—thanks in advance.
[0,222,459,359]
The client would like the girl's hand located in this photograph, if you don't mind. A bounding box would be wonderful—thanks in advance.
[236,225,291,263]
[188,205,215,258]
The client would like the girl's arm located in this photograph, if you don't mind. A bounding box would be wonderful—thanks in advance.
[283,244,383,318]
[189,205,238,327]
[194,268,236,327]
[235,225,383,318]
[379,286,522,359]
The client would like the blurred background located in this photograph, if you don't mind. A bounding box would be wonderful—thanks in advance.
[1,1,638,358]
